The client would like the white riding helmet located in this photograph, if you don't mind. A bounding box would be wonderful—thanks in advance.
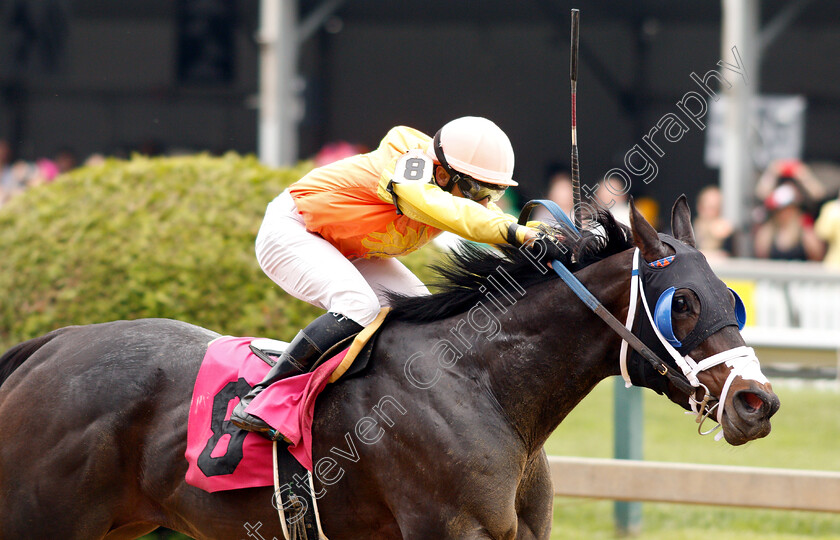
[426,116,518,187]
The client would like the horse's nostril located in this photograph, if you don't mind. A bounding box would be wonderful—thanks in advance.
[736,389,780,419]
[740,391,764,412]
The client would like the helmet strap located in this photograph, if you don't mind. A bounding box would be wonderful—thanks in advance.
[432,129,459,192]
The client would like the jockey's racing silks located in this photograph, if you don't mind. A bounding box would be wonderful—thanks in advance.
[288,126,533,259]
[626,234,746,395]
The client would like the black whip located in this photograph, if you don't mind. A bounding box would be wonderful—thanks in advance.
[570,9,582,228]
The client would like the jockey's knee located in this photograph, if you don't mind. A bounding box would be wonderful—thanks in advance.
[332,292,381,327]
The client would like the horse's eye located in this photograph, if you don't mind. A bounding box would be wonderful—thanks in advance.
[673,296,689,314]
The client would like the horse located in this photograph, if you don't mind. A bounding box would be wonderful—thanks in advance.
[0,197,779,540]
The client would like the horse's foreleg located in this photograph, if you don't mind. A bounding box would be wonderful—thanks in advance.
[513,451,554,540]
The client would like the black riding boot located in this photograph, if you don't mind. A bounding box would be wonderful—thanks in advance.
[230,312,363,437]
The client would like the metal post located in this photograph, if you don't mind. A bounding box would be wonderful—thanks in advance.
[614,379,643,535]
[258,0,299,167]
[720,0,759,255]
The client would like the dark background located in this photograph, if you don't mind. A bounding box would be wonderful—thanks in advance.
[2,0,839,215]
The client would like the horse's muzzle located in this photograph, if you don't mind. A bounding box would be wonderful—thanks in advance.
[723,386,780,445]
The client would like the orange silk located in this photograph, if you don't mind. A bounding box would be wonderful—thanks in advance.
[289,127,441,259]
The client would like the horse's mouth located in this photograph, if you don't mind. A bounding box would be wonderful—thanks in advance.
[721,388,780,445]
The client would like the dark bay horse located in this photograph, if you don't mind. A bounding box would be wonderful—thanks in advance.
[0,198,779,539]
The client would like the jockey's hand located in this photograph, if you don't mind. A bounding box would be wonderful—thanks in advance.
[523,231,565,263]
[522,228,539,246]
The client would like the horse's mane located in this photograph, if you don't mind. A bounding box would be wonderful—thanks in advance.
[387,209,633,323]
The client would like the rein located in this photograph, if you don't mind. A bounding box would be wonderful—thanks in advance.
[518,200,765,439]
[518,200,695,396]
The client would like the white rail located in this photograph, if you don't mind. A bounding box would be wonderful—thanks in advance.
[549,456,840,513]
[712,258,840,330]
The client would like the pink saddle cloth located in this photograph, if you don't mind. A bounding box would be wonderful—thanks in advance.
[185,336,347,492]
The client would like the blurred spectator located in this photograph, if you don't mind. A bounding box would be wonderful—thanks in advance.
[0,141,82,207]
[54,147,78,174]
[532,163,574,222]
[756,159,826,216]
[595,174,630,226]
[754,182,824,261]
[693,185,733,260]
[314,141,367,167]
[0,139,12,170]
[84,153,107,167]
[35,159,59,183]
[0,139,15,204]
[815,191,840,269]
[1,161,40,206]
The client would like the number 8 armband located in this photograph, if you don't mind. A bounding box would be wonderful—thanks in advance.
[386,150,435,213]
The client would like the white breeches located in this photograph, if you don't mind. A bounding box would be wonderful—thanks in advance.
[255,190,430,326]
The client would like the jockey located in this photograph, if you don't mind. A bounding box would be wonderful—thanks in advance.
[231,116,548,436]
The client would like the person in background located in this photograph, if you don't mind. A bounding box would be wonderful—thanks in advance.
[815,190,840,269]
[754,181,824,261]
[0,139,16,206]
[54,147,78,175]
[84,153,107,167]
[34,159,59,183]
[0,139,12,173]
[231,116,557,438]
[313,141,368,167]
[693,185,733,260]
[594,174,630,226]
[756,159,826,217]
[532,163,574,223]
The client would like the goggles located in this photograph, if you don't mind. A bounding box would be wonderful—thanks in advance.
[432,130,508,203]
[457,175,507,203]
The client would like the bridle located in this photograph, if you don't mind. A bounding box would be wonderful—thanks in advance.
[620,248,767,439]
[518,200,767,440]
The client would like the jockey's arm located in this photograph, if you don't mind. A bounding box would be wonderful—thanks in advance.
[386,180,536,246]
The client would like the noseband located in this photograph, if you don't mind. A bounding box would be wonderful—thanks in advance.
[518,200,768,440]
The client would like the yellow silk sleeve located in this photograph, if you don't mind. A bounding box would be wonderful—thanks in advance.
[388,181,533,246]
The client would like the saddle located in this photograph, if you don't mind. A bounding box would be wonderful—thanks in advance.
[248,333,376,381]
[249,307,386,381]
[185,310,389,539]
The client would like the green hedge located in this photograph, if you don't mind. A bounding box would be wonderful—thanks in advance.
[0,154,440,349]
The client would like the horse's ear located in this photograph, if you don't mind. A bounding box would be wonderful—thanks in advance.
[671,194,696,248]
[630,197,670,262]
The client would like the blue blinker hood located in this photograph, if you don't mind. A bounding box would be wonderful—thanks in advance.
[629,234,746,393]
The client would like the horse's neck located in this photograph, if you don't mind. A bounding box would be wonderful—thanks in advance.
[474,250,634,454]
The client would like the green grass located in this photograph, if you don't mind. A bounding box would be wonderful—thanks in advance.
[552,498,840,540]
[547,379,840,539]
